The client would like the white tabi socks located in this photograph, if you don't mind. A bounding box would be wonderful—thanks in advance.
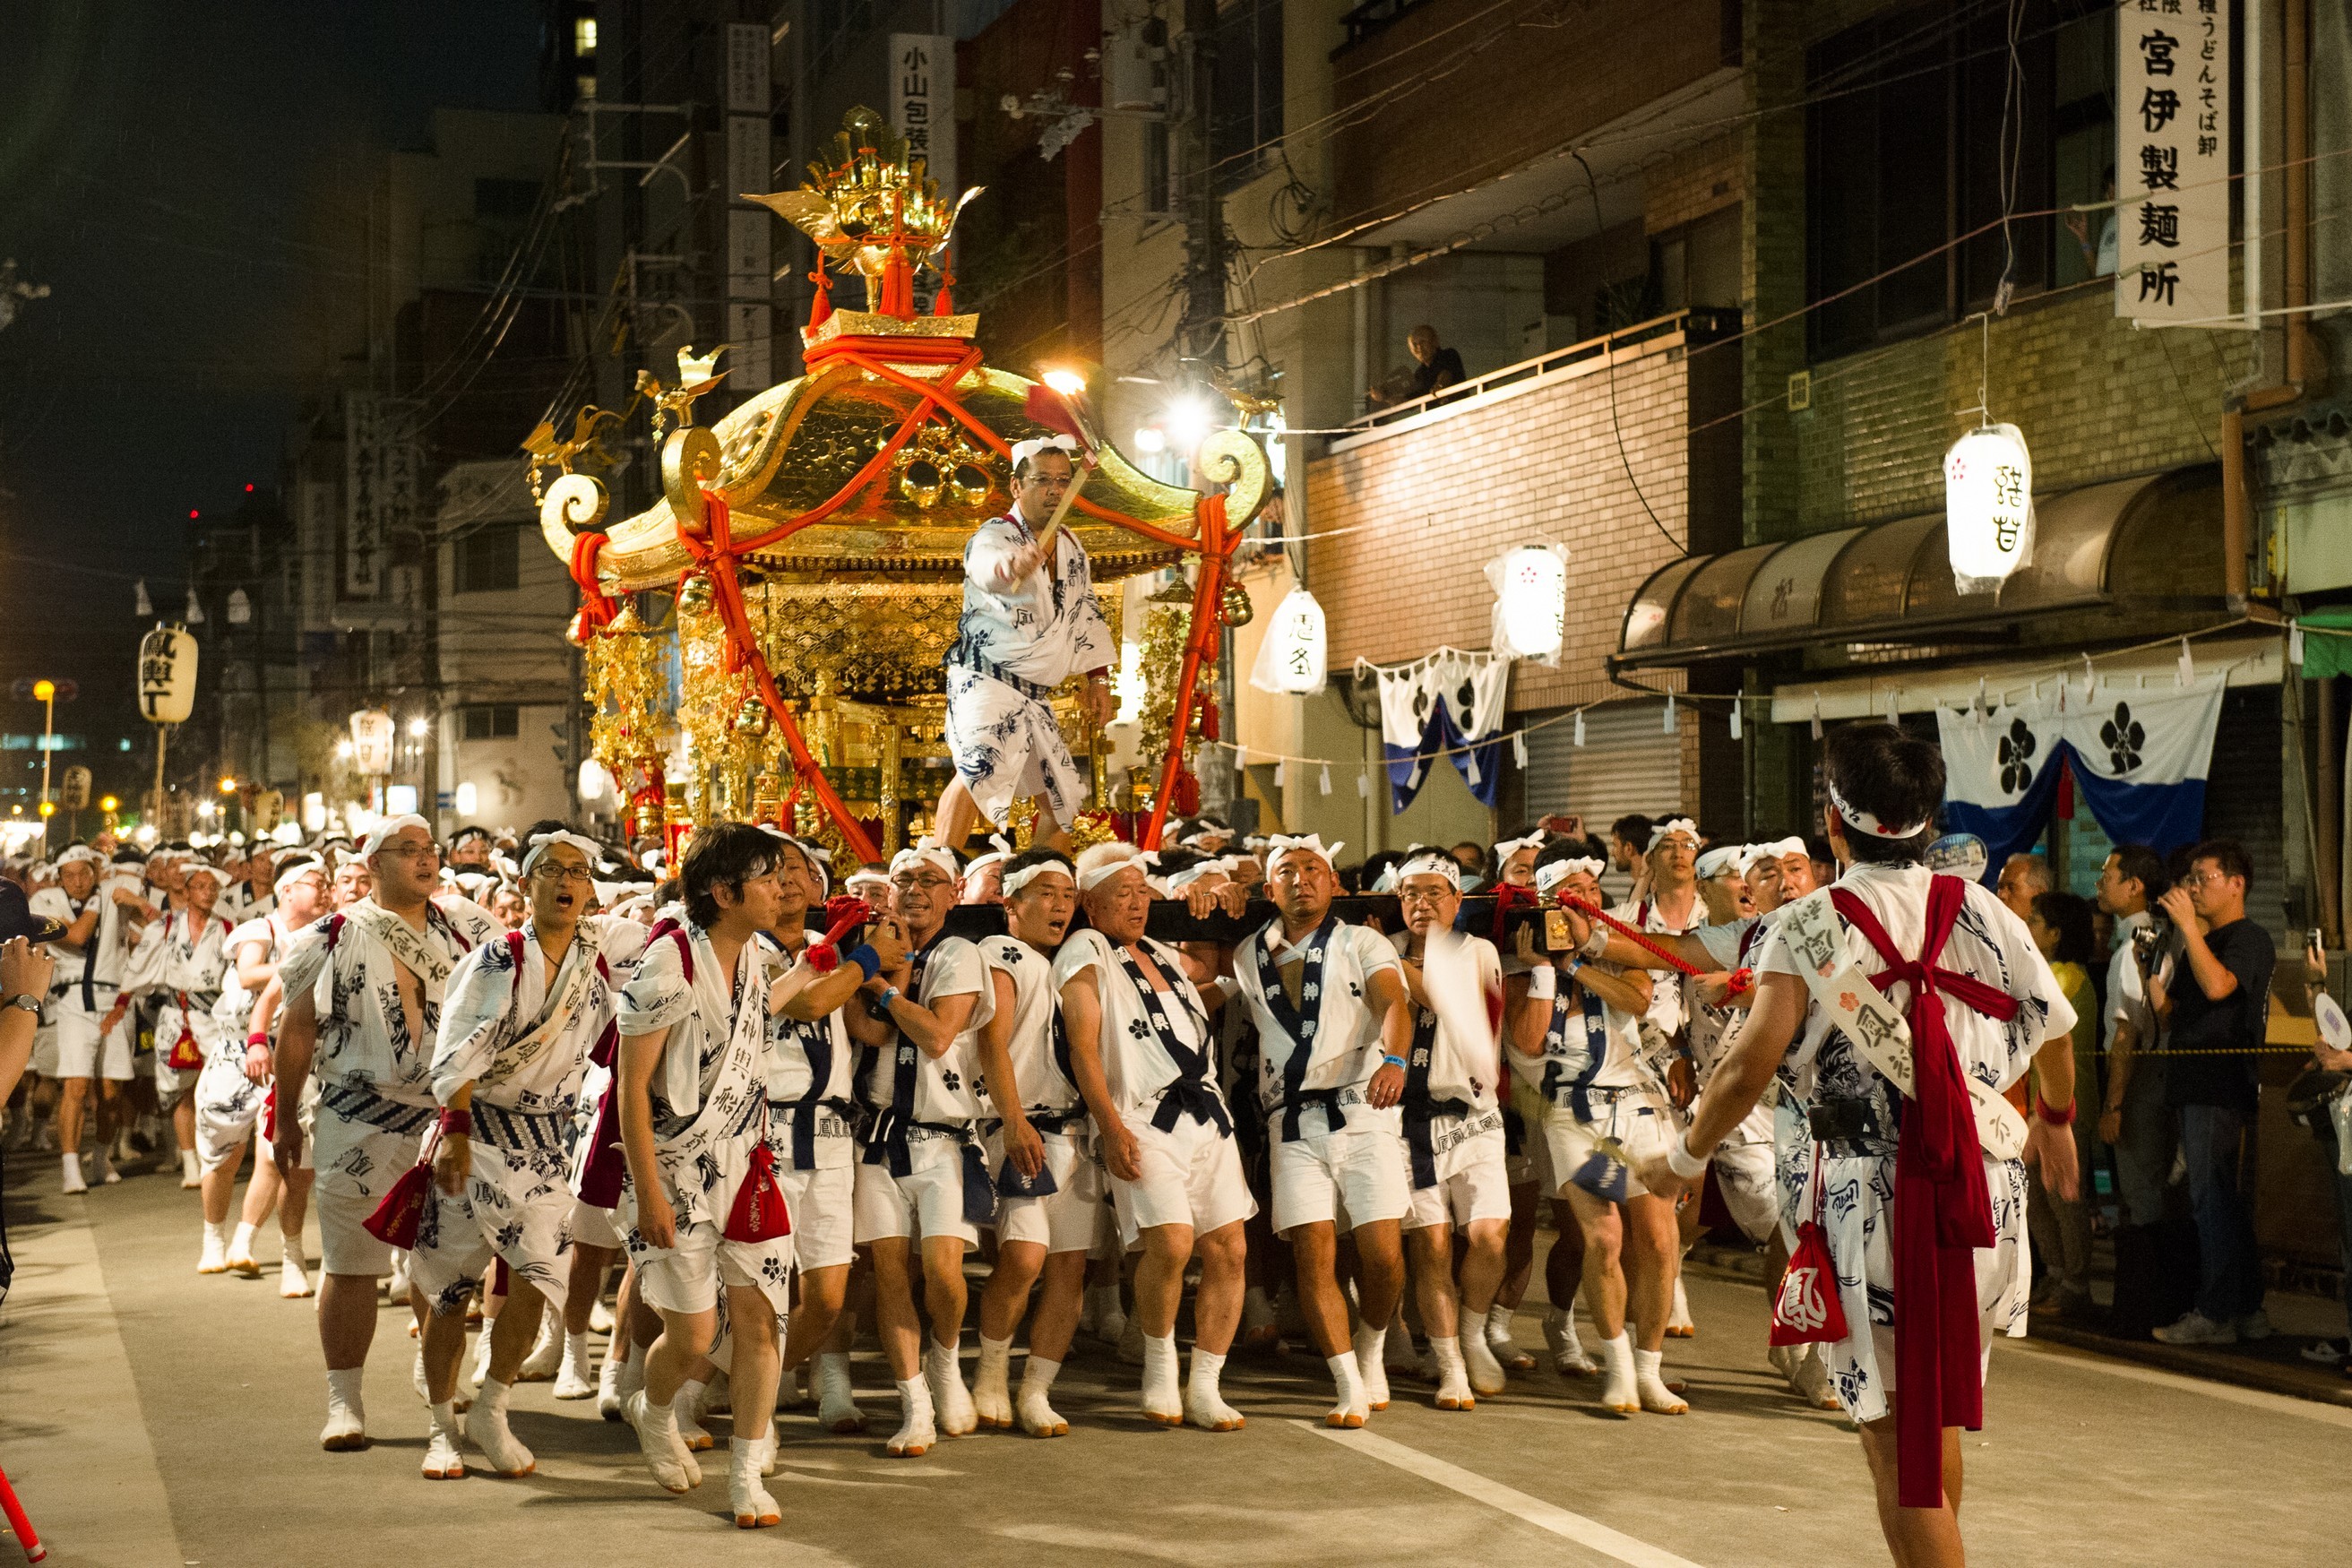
[1484,1301,1532,1369]
[321,1367,367,1452]
[60,1151,85,1195]
[1597,1332,1639,1414]
[1545,1303,1597,1376]
[280,1245,314,1299]
[227,1221,262,1277]
[518,1312,564,1381]
[888,1375,937,1457]
[197,1221,229,1275]
[465,1377,537,1476]
[553,1330,599,1400]
[926,1340,977,1437]
[972,1334,1016,1429]
[466,1325,495,1400]
[624,1389,694,1492]
[1429,1335,1473,1410]
[178,1148,201,1188]
[1666,1271,1695,1339]
[1352,1322,1391,1412]
[1790,1341,1841,1410]
[672,1377,714,1452]
[815,1350,866,1434]
[728,1436,781,1529]
[1017,1355,1069,1437]
[1460,1319,1508,1395]
[1634,1346,1688,1413]
[1184,1348,1245,1432]
[1323,1350,1369,1428]
[1140,1331,1184,1426]
[422,1400,466,1479]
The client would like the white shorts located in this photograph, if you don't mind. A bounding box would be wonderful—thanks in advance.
[314,1178,399,1278]
[54,1006,134,1081]
[852,1132,980,1248]
[311,1107,433,1278]
[194,1087,266,1172]
[568,1198,624,1251]
[989,1128,1107,1254]
[1271,1126,1410,1235]
[1402,1125,1512,1232]
[636,1219,792,1321]
[780,1162,857,1271]
[30,1022,58,1079]
[1541,1085,1679,1203]
[409,1129,582,1315]
[1111,1115,1256,1247]
[1710,1137,1780,1245]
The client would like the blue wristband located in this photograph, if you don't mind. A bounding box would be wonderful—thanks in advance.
[846,943,882,982]
[1382,1054,1407,1070]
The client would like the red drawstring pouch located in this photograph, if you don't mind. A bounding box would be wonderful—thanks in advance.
[723,1129,792,1244]
[1769,1144,1848,1348]
[363,1131,442,1250]
[166,1023,204,1072]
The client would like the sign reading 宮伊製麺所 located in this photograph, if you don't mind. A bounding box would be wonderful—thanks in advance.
[2115,0,2229,324]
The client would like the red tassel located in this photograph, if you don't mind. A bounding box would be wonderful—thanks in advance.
[724,1142,793,1243]
[934,249,956,315]
[807,262,833,331]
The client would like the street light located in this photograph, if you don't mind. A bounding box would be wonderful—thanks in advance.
[408,717,429,737]
[32,677,55,849]
[1041,367,1087,397]
[219,776,237,794]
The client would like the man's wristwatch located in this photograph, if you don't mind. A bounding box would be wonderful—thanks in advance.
[2,994,39,1015]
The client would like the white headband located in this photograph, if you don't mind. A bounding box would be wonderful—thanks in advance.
[1394,850,1462,891]
[1002,858,1075,900]
[333,849,367,869]
[360,814,434,859]
[1492,831,1544,860]
[1161,854,1242,892]
[1534,857,1605,896]
[961,834,1015,876]
[846,869,892,891]
[1826,779,1928,840]
[1741,836,1806,874]
[1694,846,1746,880]
[1076,844,1153,892]
[1646,817,1700,852]
[56,846,104,869]
[182,862,226,885]
[1264,834,1343,875]
[521,830,604,878]
[889,840,961,883]
[1011,434,1079,471]
[272,857,325,894]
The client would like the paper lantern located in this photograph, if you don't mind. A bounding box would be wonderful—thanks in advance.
[1945,424,2035,594]
[1248,586,1328,694]
[578,758,610,801]
[349,708,396,776]
[136,626,198,724]
[1486,543,1569,664]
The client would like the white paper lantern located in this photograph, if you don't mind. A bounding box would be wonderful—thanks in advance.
[1248,586,1327,694]
[136,626,198,724]
[349,708,396,776]
[1945,423,2035,594]
[578,758,610,801]
[1486,543,1569,664]
[455,780,478,816]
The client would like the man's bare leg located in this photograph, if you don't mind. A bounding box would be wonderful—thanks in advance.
[552,1244,616,1398]
[1623,1192,1687,1412]
[1858,1412,1968,1568]
[934,779,982,853]
[276,1166,314,1296]
[1409,1224,1474,1408]
[868,1237,939,1455]
[1565,1187,1640,1411]
[318,1270,381,1451]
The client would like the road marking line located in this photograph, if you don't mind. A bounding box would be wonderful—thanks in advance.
[1994,1336,2352,1429]
[1297,1422,1707,1568]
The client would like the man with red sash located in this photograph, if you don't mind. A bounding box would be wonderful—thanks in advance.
[1638,724,2080,1567]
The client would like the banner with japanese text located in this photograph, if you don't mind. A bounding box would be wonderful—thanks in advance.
[2116,0,2230,323]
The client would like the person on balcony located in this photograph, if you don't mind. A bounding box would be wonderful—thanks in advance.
[1365,325,1467,411]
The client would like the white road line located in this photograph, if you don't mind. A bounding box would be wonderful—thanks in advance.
[1994,1336,2352,1429]
[1297,1422,1707,1568]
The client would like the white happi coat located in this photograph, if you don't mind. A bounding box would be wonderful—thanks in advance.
[1388,928,1507,1185]
[1608,891,1703,1072]
[128,906,237,1093]
[1228,918,1402,1142]
[756,931,861,1173]
[1690,913,1781,1149]
[1756,861,2074,1426]
[1053,928,1227,1128]
[276,898,503,1206]
[943,503,1115,825]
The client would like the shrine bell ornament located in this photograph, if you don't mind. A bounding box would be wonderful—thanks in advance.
[1486,543,1569,665]
[1945,423,2035,595]
[1250,586,1329,695]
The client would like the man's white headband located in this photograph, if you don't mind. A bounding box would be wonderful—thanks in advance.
[890,840,961,883]
[961,833,1015,875]
[56,846,104,870]
[1162,854,1243,892]
[360,814,434,859]
[1078,847,1154,892]
[1646,817,1700,852]
[1492,831,1544,860]
[1394,850,1462,891]
[273,856,325,894]
[1010,434,1079,471]
[521,830,605,878]
[1534,857,1605,896]
[1741,836,1806,873]
[1264,834,1342,874]
[1826,780,1929,840]
[1003,857,1076,899]
[1694,846,1746,880]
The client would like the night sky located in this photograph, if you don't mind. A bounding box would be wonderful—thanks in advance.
[0,0,543,801]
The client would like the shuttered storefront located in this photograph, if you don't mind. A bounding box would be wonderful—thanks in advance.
[2201,685,2287,942]
[1521,699,1684,830]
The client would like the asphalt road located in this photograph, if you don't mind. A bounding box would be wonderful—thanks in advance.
[3,1166,2346,1568]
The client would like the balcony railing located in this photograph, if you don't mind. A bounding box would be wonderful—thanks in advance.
[1343,306,1743,435]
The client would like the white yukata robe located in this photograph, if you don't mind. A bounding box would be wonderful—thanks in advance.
[943,504,1116,827]
[1756,861,2074,1426]
[1385,928,1509,1204]
[192,915,281,1168]
[615,918,791,1317]
[410,916,642,1314]
[127,907,238,1107]
[276,899,504,1239]
[1687,913,1784,1243]
[1607,892,1703,1076]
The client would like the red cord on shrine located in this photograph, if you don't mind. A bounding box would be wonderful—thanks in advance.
[1554,892,1753,995]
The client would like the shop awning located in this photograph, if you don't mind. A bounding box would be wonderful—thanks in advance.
[1612,465,2227,669]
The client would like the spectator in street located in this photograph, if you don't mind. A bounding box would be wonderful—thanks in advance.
[1607,815,1652,879]
[2150,839,2276,1346]
[1997,852,2053,923]
[1365,325,1466,410]
[2026,890,2099,1320]
[2096,849,2176,1246]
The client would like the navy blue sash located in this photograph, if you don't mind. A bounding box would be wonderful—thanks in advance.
[1400,1010,1471,1190]
[1539,983,1610,1121]
[1255,918,1344,1142]
[1115,941,1229,1137]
